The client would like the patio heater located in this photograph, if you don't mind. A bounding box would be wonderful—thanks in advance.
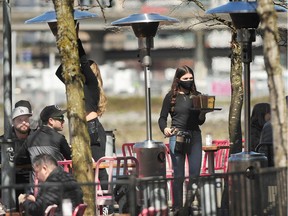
[24,9,97,24]
[206,1,286,215]
[111,14,179,178]
[111,14,178,213]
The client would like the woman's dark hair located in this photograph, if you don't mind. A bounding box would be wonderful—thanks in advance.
[169,65,200,112]
[88,60,107,116]
[251,103,271,128]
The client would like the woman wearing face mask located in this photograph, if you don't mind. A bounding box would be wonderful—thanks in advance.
[158,65,209,214]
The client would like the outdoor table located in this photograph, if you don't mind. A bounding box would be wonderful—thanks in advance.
[94,162,136,169]
[5,212,21,216]
[202,145,230,174]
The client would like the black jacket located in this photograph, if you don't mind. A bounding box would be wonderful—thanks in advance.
[22,166,83,216]
[0,128,34,185]
[15,125,71,164]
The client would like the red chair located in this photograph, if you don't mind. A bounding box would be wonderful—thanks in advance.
[164,144,174,207]
[44,203,87,216]
[201,139,230,175]
[94,156,139,215]
[72,203,88,216]
[57,160,73,173]
[121,143,135,157]
[44,204,58,216]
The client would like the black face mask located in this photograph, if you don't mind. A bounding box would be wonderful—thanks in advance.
[179,80,193,90]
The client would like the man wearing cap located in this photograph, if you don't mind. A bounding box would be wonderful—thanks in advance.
[0,100,35,209]
[1,100,34,164]
[15,105,71,167]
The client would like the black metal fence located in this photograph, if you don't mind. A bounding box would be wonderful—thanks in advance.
[1,167,287,216]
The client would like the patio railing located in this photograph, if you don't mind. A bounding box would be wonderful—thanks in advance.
[1,166,287,216]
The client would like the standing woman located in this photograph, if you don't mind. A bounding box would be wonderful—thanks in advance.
[158,65,208,213]
[53,23,108,177]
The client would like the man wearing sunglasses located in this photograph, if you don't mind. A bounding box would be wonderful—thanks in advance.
[15,105,71,167]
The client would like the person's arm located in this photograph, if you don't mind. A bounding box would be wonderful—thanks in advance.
[60,136,72,160]
[198,111,207,125]
[158,93,172,135]
[55,39,99,87]
[78,39,100,104]
[21,185,60,215]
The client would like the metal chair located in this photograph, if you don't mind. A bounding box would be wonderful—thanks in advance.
[72,203,88,216]
[44,204,58,216]
[121,143,136,157]
[94,156,139,215]
[57,160,73,173]
[201,139,230,175]
[164,143,174,207]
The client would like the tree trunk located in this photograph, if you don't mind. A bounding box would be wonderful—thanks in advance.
[229,30,244,154]
[257,0,288,167]
[52,0,96,215]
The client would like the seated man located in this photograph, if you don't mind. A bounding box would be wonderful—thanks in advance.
[15,105,71,164]
[18,154,83,216]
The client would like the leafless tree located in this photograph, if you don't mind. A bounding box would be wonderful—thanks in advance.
[257,0,288,167]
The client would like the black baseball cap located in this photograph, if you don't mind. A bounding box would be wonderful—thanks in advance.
[40,105,67,122]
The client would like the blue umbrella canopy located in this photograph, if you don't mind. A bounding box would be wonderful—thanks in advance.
[111,13,179,26]
[25,9,97,24]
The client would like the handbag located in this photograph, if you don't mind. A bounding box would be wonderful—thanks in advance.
[174,131,191,154]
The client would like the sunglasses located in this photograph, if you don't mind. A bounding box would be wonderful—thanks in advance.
[52,115,65,122]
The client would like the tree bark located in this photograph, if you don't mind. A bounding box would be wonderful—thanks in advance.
[257,0,288,167]
[229,30,244,154]
[52,0,96,215]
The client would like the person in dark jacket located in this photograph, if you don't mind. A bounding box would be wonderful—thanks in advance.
[0,100,35,209]
[158,66,210,213]
[18,154,83,216]
[15,105,71,164]
[250,103,271,151]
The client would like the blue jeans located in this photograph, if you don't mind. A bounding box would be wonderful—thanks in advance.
[169,130,202,208]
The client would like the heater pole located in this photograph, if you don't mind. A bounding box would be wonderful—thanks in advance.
[238,29,255,152]
[138,37,153,141]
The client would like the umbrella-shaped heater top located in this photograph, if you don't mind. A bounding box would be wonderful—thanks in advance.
[111,13,179,38]
[25,9,97,24]
[111,13,179,26]
[206,1,286,29]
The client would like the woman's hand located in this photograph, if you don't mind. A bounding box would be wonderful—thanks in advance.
[164,127,174,137]
[75,21,80,39]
